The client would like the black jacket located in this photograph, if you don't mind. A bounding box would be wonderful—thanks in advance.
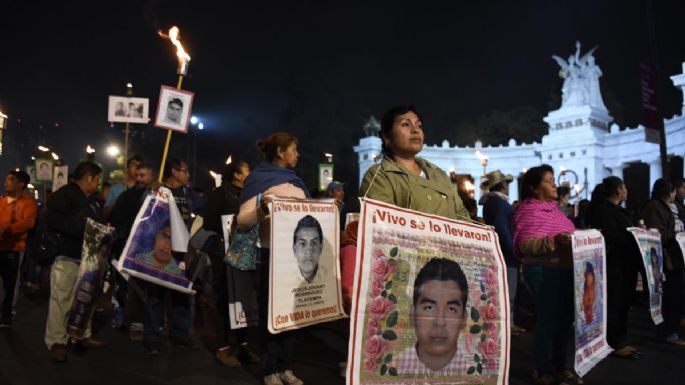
[46,183,100,260]
[587,198,641,268]
[201,183,241,256]
[642,198,685,270]
[481,192,518,267]
[109,187,148,256]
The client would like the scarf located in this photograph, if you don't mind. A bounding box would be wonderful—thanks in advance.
[513,198,575,253]
[239,162,310,205]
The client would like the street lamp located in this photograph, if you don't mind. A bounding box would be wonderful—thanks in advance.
[190,116,198,125]
[107,145,121,158]
[51,152,59,161]
[86,145,96,154]
[38,145,50,152]
[324,152,333,163]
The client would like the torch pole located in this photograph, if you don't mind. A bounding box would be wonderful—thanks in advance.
[158,74,185,183]
[124,122,129,173]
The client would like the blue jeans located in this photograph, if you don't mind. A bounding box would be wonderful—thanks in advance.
[143,282,192,345]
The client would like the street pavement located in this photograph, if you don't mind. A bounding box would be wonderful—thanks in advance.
[1,278,684,385]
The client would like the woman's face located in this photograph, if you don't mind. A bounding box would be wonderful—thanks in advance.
[533,171,558,201]
[617,183,628,202]
[383,111,424,157]
[278,142,299,168]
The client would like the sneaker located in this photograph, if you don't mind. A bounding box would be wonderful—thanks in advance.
[264,374,284,385]
[237,344,261,364]
[278,370,304,385]
[172,338,199,350]
[80,337,107,349]
[215,347,242,367]
[49,343,68,363]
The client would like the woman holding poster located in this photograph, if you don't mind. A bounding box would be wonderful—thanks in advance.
[641,178,685,346]
[359,105,470,221]
[586,176,642,357]
[237,133,310,385]
[513,165,580,385]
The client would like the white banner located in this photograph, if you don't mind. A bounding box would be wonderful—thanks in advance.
[675,232,685,268]
[268,198,345,333]
[347,198,509,385]
[627,228,663,324]
[221,214,234,254]
[572,230,612,377]
[117,187,193,294]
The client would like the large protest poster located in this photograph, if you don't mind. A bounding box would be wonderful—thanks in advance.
[627,228,663,324]
[348,198,509,385]
[67,219,115,339]
[117,187,193,294]
[268,198,345,333]
[571,230,612,377]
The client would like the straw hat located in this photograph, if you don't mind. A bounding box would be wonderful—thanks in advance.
[480,170,513,190]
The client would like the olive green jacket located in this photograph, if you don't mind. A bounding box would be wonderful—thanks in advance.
[359,156,470,221]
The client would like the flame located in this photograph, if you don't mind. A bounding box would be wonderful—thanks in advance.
[574,184,581,194]
[559,165,567,173]
[160,26,191,63]
[475,150,489,162]
[463,180,475,192]
[225,155,232,165]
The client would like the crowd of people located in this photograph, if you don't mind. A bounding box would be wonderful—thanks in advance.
[0,105,684,385]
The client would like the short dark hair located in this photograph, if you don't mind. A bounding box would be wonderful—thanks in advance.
[293,215,323,245]
[127,155,143,168]
[256,133,298,163]
[380,105,422,156]
[600,176,624,200]
[73,161,102,181]
[412,258,468,311]
[584,262,595,280]
[521,164,554,200]
[674,178,685,190]
[163,158,187,180]
[8,170,30,187]
[136,162,157,176]
[221,159,249,182]
[168,98,183,108]
[651,178,674,201]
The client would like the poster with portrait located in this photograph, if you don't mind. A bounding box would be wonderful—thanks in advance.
[107,95,150,124]
[319,164,334,192]
[153,85,194,133]
[348,198,509,385]
[627,228,663,324]
[268,198,344,333]
[571,230,611,377]
[67,219,115,339]
[35,158,53,182]
[675,232,685,267]
[25,166,36,184]
[52,165,68,192]
[117,187,193,294]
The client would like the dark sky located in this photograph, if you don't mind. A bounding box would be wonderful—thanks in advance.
[2,0,685,192]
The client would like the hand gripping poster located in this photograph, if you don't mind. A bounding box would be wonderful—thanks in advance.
[67,219,115,339]
[268,198,345,333]
[348,198,509,385]
[117,187,193,294]
[571,230,611,377]
[627,228,663,324]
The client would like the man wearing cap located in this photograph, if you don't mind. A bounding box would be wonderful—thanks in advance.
[0,170,37,328]
[327,181,346,230]
[479,170,524,335]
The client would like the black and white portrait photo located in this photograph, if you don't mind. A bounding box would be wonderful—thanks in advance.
[153,85,194,133]
[35,158,54,182]
[108,96,149,124]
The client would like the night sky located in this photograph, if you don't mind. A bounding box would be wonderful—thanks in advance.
[2,0,685,195]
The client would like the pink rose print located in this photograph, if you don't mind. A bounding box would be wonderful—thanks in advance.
[464,329,475,355]
[370,280,383,298]
[366,316,380,338]
[485,357,498,372]
[364,335,388,363]
[368,296,395,320]
[364,358,377,372]
[487,323,499,341]
[484,269,498,289]
[480,303,499,323]
[373,248,385,259]
[489,290,499,307]
[371,257,397,282]
[478,338,499,360]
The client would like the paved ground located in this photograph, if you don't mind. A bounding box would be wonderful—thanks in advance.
[1,278,684,385]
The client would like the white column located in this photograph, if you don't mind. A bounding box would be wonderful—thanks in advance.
[509,175,519,203]
[610,165,624,180]
[649,160,662,191]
